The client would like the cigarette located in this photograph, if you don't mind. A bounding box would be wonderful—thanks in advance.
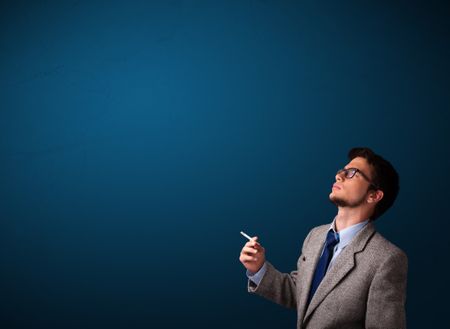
[240,231,253,240]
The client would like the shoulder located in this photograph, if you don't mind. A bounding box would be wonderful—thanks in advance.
[370,231,407,257]
[301,224,329,250]
[364,230,408,267]
[308,224,330,237]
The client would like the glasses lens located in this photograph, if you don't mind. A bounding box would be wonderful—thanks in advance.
[346,168,357,178]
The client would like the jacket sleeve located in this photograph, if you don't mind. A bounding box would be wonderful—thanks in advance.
[365,249,408,329]
[247,229,314,309]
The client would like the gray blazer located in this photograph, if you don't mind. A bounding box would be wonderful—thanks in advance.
[248,222,408,329]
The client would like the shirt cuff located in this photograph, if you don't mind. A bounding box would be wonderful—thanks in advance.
[246,262,267,286]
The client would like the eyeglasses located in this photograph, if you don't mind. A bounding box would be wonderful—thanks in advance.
[336,168,379,190]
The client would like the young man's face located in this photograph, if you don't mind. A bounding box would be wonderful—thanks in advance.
[329,156,375,208]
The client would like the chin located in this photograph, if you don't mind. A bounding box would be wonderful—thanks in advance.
[329,195,348,207]
[329,194,336,203]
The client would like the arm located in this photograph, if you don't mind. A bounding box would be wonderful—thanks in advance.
[366,249,408,329]
[248,261,299,309]
[247,262,267,286]
[246,229,314,309]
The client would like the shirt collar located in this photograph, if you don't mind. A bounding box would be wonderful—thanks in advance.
[329,218,370,249]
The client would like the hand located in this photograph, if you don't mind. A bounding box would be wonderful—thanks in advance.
[239,237,266,274]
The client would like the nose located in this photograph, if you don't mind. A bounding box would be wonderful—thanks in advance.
[335,171,344,182]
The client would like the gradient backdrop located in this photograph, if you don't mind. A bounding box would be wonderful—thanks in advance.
[1,1,449,328]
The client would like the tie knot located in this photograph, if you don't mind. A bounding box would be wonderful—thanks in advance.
[325,230,339,248]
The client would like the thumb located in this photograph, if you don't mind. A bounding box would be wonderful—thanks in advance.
[251,236,261,246]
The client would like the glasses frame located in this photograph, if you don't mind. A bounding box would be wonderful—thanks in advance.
[336,168,379,190]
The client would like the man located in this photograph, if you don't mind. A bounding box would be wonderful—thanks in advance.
[239,147,407,329]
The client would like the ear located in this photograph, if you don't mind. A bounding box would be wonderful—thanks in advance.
[367,190,384,204]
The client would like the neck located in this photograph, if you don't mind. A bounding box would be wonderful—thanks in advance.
[334,207,371,232]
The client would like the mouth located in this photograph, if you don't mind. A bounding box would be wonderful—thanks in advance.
[332,184,341,190]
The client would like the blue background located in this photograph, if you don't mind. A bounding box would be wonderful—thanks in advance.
[1,1,449,328]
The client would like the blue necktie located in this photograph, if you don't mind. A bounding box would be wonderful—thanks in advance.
[308,230,340,304]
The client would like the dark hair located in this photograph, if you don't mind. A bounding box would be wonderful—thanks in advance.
[348,147,399,220]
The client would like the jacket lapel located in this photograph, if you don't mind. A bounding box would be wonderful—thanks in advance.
[296,225,329,323]
[303,222,376,323]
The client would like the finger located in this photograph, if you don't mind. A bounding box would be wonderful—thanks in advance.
[240,254,258,262]
[245,239,261,248]
[242,246,258,255]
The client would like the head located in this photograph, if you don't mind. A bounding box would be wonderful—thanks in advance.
[329,147,399,220]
